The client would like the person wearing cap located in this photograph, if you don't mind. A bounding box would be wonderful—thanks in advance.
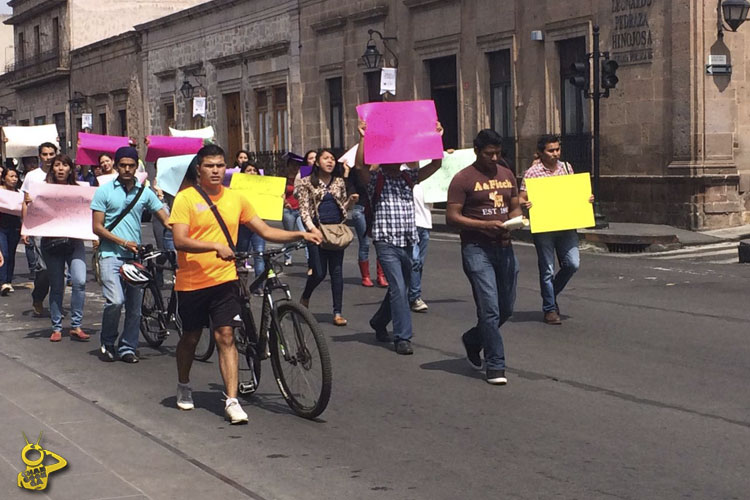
[91,146,170,364]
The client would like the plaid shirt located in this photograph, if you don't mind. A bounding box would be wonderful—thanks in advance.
[368,169,420,247]
[519,159,574,191]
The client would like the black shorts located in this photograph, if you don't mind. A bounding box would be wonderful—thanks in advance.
[177,281,242,332]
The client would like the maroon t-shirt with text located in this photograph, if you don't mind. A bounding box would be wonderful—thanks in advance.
[447,164,518,245]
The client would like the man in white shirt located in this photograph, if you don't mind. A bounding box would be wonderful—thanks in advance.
[20,142,58,315]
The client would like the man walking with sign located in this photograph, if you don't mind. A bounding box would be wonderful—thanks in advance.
[354,119,444,356]
[519,134,593,325]
[446,129,521,385]
[91,147,170,363]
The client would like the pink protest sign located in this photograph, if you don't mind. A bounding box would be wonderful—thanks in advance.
[76,133,131,166]
[356,100,444,165]
[0,189,24,216]
[22,183,98,240]
[146,136,203,162]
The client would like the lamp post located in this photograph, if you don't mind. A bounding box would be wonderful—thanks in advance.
[718,0,750,36]
[360,29,398,69]
[68,91,89,115]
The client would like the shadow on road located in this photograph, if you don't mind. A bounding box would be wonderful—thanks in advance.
[507,310,570,323]
[420,358,484,381]
[328,331,395,352]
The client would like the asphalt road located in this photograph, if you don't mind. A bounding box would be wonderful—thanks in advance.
[1,229,749,500]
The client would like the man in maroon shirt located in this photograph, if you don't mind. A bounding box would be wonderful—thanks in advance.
[446,129,522,385]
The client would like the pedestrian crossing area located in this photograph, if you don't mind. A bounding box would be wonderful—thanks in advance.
[637,242,741,265]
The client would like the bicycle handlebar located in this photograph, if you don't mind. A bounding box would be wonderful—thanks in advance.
[234,240,307,261]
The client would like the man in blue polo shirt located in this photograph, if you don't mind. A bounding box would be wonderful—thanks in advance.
[91,147,169,363]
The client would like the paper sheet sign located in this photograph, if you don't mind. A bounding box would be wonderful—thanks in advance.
[146,136,203,162]
[0,189,24,216]
[169,126,215,140]
[421,149,476,203]
[192,97,207,117]
[156,155,194,196]
[76,133,131,166]
[2,124,59,158]
[229,174,285,221]
[22,183,98,240]
[356,100,444,165]
[525,173,595,233]
[380,68,397,95]
[338,144,358,166]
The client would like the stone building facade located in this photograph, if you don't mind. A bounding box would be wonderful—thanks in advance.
[136,0,301,161]
[2,0,750,229]
[0,0,205,152]
[296,0,750,230]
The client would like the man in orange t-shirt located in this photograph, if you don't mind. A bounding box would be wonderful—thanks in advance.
[170,144,322,424]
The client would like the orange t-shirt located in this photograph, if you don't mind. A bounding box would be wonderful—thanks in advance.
[169,186,257,291]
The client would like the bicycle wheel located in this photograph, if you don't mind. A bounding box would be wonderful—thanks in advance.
[269,301,332,419]
[236,303,261,394]
[141,284,167,347]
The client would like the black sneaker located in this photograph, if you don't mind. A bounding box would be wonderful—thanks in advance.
[394,340,414,355]
[100,345,116,362]
[369,319,392,343]
[486,369,507,385]
[461,334,483,371]
[121,352,139,364]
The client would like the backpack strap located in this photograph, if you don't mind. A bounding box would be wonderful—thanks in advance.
[193,185,237,252]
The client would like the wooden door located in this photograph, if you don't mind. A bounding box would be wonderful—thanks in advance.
[225,92,242,157]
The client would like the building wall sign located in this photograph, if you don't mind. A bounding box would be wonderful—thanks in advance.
[611,0,654,65]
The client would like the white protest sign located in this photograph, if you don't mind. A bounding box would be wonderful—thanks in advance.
[338,144,358,166]
[2,124,59,158]
[169,126,214,139]
[0,189,24,216]
[22,183,98,240]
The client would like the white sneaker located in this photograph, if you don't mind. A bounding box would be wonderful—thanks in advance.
[410,298,429,312]
[284,257,292,266]
[176,384,194,410]
[225,399,248,424]
[0,284,10,296]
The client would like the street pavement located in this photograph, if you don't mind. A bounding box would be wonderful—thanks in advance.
[1,226,750,499]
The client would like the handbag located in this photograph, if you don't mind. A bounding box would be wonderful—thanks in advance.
[40,237,73,256]
[94,184,146,283]
[312,182,353,250]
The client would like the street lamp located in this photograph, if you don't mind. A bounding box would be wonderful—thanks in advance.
[180,70,206,100]
[179,80,194,99]
[361,29,398,69]
[68,91,89,115]
[719,0,750,36]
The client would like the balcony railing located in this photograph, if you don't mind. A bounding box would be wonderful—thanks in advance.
[4,47,64,82]
[248,150,288,176]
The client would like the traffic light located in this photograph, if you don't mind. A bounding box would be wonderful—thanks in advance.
[601,59,619,89]
[569,61,589,91]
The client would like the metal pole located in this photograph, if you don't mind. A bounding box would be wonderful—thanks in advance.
[592,25,608,228]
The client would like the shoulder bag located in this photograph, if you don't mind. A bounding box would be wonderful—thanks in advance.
[312,180,353,251]
[193,185,237,252]
[93,184,146,283]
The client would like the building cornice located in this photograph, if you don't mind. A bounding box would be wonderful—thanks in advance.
[4,0,65,25]
[348,5,388,24]
[310,15,346,34]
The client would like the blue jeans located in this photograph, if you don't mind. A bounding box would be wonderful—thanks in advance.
[237,226,266,277]
[408,227,430,303]
[532,230,580,312]
[461,243,518,371]
[351,205,370,262]
[0,226,21,284]
[371,241,413,342]
[303,244,344,315]
[282,207,308,261]
[42,240,86,332]
[99,256,143,356]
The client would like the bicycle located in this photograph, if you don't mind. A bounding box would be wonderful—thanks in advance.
[231,241,332,420]
[137,245,213,360]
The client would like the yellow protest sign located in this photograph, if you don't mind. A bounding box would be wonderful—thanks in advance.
[525,173,594,233]
[229,174,285,221]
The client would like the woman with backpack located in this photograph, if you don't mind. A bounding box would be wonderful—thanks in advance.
[295,148,358,326]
